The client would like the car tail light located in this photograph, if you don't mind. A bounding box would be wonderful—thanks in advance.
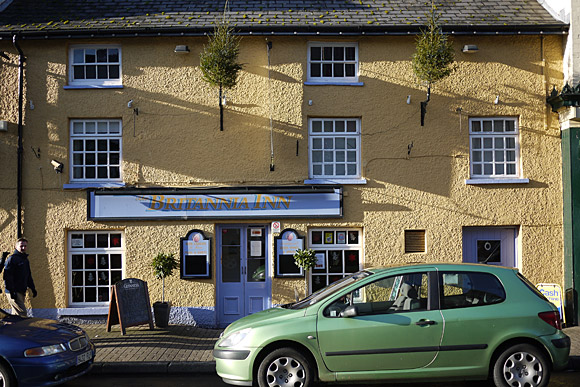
[538,311,562,330]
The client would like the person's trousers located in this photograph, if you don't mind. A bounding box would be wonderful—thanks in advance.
[5,291,27,317]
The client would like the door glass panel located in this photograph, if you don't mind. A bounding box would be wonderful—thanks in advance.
[222,246,240,282]
[247,227,266,282]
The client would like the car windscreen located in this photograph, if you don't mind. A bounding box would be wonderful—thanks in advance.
[284,270,372,310]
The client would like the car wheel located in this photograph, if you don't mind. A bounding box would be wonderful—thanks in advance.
[0,361,15,387]
[257,347,313,387]
[493,343,550,387]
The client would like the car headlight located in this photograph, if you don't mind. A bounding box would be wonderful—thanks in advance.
[24,343,67,357]
[218,328,252,348]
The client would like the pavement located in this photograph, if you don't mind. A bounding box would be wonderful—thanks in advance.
[80,323,580,375]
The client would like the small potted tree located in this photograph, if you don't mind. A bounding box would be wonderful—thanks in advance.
[151,252,178,328]
[293,248,318,298]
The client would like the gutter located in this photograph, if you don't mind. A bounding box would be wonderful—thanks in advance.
[12,34,24,238]
[0,24,569,40]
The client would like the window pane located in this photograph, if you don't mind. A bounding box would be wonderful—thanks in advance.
[335,121,345,132]
[108,48,119,62]
[347,138,356,149]
[312,121,322,133]
[471,138,481,149]
[97,139,108,151]
[97,65,108,79]
[310,47,321,61]
[312,138,322,149]
[483,151,493,162]
[324,138,333,149]
[483,138,493,149]
[97,122,108,134]
[85,65,96,79]
[324,151,333,162]
[472,151,482,162]
[323,47,333,60]
[85,167,96,178]
[345,47,355,60]
[73,49,84,63]
[324,121,333,133]
[312,150,322,162]
[322,63,332,77]
[484,164,493,175]
[495,151,504,162]
[334,63,344,77]
[97,167,108,178]
[335,138,345,149]
[345,64,355,77]
[109,121,120,133]
[506,164,516,174]
[110,167,120,179]
[493,120,504,132]
[313,165,322,175]
[109,65,120,79]
[73,140,84,151]
[96,49,107,62]
[473,164,482,175]
[336,164,345,175]
[73,65,85,80]
[496,164,504,175]
[471,121,481,132]
[495,138,504,148]
[347,164,357,175]
[336,151,345,162]
[85,123,96,134]
[347,151,356,162]
[506,151,516,162]
[483,121,492,132]
[310,63,321,77]
[324,164,333,175]
[506,138,515,149]
[85,153,95,165]
[85,49,96,63]
[333,47,344,61]
[505,120,515,132]
[346,120,357,132]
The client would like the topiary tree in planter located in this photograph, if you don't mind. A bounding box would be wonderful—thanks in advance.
[412,4,455,126]
[293,248,318,298]
[151,252,178,328]
[199,10,243,132]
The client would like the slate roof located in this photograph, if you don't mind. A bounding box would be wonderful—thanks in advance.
[0,0,568,39]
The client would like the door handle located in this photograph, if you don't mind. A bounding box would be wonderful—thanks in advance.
[415,319,436,326]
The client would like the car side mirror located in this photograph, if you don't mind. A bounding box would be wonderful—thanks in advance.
[340,305,358,318]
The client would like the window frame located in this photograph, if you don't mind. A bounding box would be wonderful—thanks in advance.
[68,44,122,88]
[308,228,363,293]
[68,231,125,307]
[69,119,123,184]
[307,42,359,84]
[467,117,524,182]
[308,118,362,182]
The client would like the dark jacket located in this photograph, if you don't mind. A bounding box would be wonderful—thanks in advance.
[2,249,36,294]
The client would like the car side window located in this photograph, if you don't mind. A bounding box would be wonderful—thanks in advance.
[440,272,506,309]
[324,272,428,317]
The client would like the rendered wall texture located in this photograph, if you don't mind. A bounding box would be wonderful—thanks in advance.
[0,33,565,315]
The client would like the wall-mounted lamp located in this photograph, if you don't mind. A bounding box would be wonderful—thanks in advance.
[0,120,7,131]
[174,45,190,54]
[406,95,411,104]
[51,159,64,173]
[494,95,500,105]
[462,44,479,53]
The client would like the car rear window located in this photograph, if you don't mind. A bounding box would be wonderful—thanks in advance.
[516,272,550,302]
[440,271,506,309]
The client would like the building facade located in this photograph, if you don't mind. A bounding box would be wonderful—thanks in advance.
[0,0,571,327]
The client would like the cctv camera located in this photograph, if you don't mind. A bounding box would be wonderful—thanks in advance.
[51,159,64,173]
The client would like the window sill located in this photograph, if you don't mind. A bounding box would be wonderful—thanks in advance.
[305,178,367,185]
[64,85,124,90]
[465,178,530,185]
[59,307,109,316]
[304,81,364,86]
[64,182,126,189]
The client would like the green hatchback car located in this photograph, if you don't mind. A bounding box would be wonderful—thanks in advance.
[214,263,570,387]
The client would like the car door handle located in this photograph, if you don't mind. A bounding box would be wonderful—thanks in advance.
[415,319,436,326]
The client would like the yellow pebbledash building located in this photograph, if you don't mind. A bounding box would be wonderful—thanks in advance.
[0,0,577,328]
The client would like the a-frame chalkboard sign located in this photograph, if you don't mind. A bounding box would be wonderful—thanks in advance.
[107,278,154,335]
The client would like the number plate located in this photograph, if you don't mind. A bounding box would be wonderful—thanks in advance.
[76,350,92,365]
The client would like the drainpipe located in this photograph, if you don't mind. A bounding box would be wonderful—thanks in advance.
[13,35,24,238]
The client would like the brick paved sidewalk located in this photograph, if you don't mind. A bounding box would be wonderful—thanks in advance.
[80,323,222,374]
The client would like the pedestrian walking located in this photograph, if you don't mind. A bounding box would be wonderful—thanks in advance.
[2,238,37,317]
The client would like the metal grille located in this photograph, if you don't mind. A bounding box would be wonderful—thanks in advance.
[68,336,89,352]
[405,230,426,253]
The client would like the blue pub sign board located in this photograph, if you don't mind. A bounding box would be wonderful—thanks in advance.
[88,186,343,220]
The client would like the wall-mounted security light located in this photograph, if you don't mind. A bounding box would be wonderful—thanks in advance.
[174,45,190,54]
[494,95,500,105]
[462,44,479,53]
[51,159,64,173]
[0,120,7,131]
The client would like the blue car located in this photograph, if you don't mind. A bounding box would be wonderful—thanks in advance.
[0,308,95,387]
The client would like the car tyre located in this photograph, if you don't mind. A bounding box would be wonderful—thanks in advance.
[257,347,313,387]
[492,343,550,387]
[0,361,15,387]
